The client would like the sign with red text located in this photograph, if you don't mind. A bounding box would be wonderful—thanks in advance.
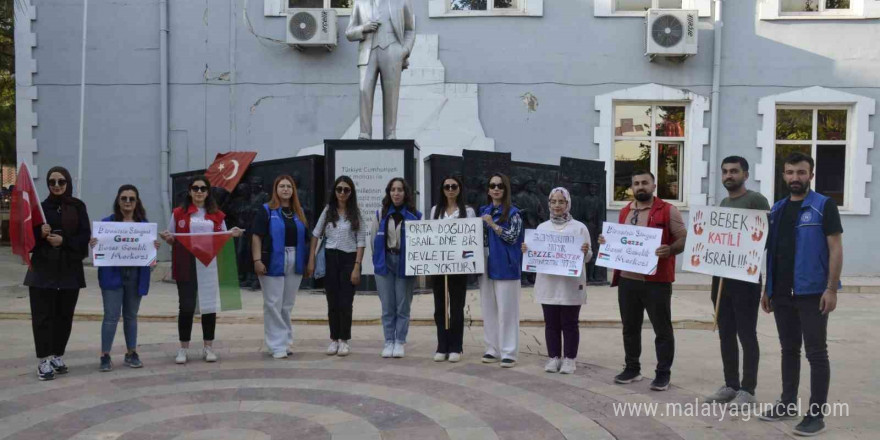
[522,229,586,277]
[682,206,769,283]
[595,222,662,275]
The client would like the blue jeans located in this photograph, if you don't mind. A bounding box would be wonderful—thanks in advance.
[375,253,415,344]
[101,268,142,353]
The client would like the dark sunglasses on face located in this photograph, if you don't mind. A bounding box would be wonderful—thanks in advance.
[190,185,208,193]
[119,196,137,203]
[488,183,505,190]
[335,186,352,195]
[48,179,67,187]
[443,184,459,191]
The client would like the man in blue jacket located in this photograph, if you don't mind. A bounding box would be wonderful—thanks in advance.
[759,152,843,437]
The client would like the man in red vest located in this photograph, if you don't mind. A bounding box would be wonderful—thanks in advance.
[599,170,686,391]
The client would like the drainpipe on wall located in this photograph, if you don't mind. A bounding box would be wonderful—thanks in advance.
[707,0,723,206]
[75,0,89,198]
[160,0,171,224]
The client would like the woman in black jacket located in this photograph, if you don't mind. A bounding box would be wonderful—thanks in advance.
[24,166,91,381]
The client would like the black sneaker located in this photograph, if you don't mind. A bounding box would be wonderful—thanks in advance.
[50,356,69,374]
[481,354,499,364]
[500,358,516,368]
[37,359,55,381]
[793,415,826,436]
[759,400,800,421]
[650,373,671,391]
[614,369,642,384]
[99,354,112,372]
[124,352,143,368]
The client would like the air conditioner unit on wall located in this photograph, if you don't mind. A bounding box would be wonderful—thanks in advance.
[286,8,337,51]
[646,9,698,60]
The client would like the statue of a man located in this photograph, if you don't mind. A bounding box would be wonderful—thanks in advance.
[346,0,415,140]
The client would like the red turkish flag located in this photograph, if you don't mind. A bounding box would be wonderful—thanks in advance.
[173,231,235,266]
[205,152,257,192]
[10,163,46,265]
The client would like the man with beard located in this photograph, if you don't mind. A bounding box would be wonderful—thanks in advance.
[599,170,686,391]
[759,152,842,437]
[704,156,769,407]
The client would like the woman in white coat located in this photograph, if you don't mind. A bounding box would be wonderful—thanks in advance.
[522,187,592,374]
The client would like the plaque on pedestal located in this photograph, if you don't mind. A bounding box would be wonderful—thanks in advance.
[325,140,420,290]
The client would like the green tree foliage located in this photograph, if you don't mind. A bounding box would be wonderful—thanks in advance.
[0,0,14,168]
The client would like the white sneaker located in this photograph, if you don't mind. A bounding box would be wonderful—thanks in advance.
[560,358,576,374]
[337,341,351,357]
[381,342,394,358]
[272,351,288,359]
[392,342,405,358]
[326,340,339,355]
[175,348,188,364]
[448,353,461,363]
[433,352,447,362]
[544,357,561,373]
[203,347,218,362]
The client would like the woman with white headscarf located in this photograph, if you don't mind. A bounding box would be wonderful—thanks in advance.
[522,187,592,374]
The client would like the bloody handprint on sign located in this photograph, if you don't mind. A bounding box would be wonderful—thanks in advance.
[692,210,705,236]
[751,215,765,242]
[690,242,704,266]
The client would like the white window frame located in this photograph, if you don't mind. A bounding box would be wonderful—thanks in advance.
[760,0,880,20]
[612,103,688,204]
[594,0,712,17]
[756,86,876,215]
[773,105,851,208]
[595,83,710,210]
[265,0,352,17]
[429,0,543,18]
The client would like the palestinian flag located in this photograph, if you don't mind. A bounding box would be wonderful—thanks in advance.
[173,231,242,313]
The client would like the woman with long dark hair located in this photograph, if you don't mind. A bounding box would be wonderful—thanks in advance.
[160,175,242,364]
[371,177,421,358]
[252,175,310,359]
[25,166,91,380]
[430,176,475,363]
[522,187,592,374]
[479,173,524,368]
[89,185,161,371]
[307,175,367,356]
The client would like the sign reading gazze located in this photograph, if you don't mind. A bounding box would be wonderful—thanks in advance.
[522,229,586,277]
[404,217,484,276]
[595,222,662,275]
[91,222,157,267]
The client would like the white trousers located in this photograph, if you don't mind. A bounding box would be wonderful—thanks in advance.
[480,276,521,361]
[258,247,302,354]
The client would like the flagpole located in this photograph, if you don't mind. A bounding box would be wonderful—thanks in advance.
[76,0,90,198]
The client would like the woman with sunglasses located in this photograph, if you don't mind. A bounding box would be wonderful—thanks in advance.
[89,185,161,371]
[521,187,592,375]
[24,166,91,381]
[307,176,367,356]
[479,173,524,368]
[159,176,242,364]
[251,175,311,359]
[429,176,475,363]
[371,177,421,358]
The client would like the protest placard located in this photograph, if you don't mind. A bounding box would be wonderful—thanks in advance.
[91,222,158,267]
[682,206,769,283]
[522,229,586,277]
[595,222,662,275]
[404,217,484,276]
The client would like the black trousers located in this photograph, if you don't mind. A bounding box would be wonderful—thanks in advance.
[432,274,467,354]
[711,276,761,394]
[542,304,581,359]
[618,277,675,375]
[772,293,830,417]
[325,249,357,341]
[29,287,80,359]
[176,278,216,342]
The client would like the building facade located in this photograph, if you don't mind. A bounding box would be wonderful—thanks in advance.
[15,0,880,274]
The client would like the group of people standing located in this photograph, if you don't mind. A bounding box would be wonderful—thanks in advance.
[23,154,842,437]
